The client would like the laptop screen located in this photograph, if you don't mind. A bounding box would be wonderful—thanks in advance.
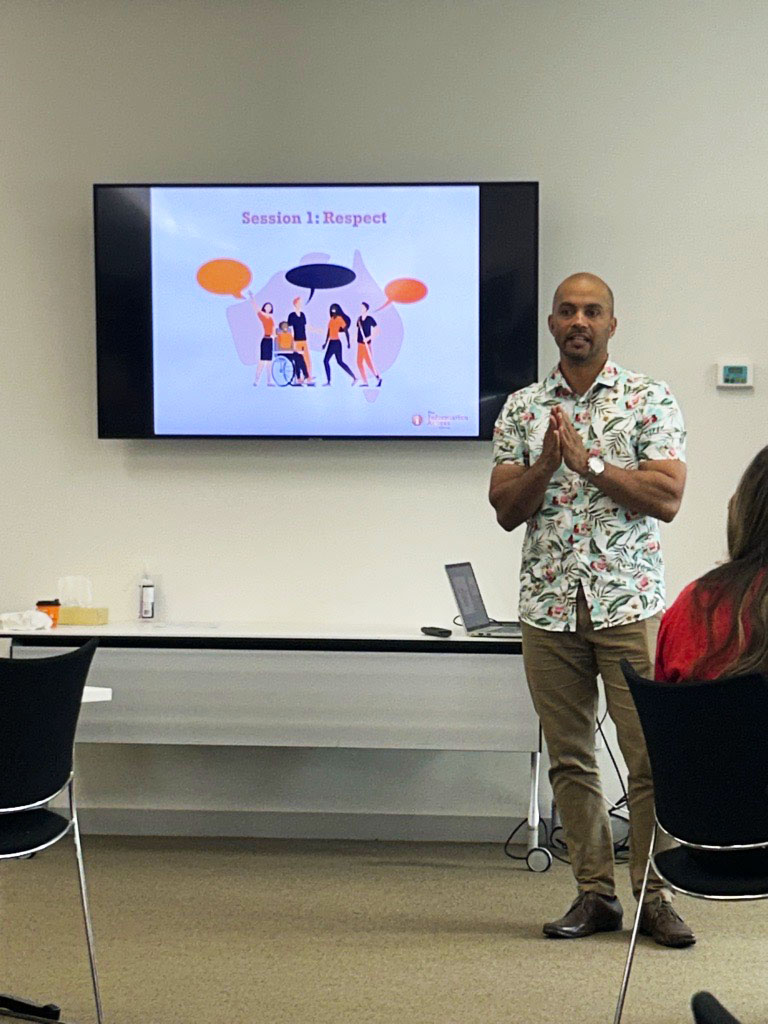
[445,562,492,632]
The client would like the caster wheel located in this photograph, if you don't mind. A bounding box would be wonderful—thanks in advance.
[526,847,553,872]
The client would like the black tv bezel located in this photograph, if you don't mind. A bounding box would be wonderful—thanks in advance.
[94,181,538,441]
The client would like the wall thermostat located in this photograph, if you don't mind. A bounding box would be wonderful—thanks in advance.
[717,362,753,389]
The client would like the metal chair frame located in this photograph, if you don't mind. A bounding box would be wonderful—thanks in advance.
[614,820,768,1023]
[0,643,104,1024]
[614,659,768,1024]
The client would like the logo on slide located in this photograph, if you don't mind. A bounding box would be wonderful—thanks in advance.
[412,414,423,426]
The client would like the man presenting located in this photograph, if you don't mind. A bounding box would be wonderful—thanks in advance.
[489,273,693,947]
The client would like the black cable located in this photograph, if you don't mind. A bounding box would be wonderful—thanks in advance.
[540,818,572,865]
[597,716,631,853]
[596,715,628,808]
[503,816,573,865]
[503,816,572,865]
[504,814,629,866]
[502,817,529,861]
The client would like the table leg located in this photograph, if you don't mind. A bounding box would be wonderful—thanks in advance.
[524,725,552,871]
[526,750,541,853]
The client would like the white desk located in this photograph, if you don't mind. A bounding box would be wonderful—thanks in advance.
[2,623,550,869]
[2,619,521,648]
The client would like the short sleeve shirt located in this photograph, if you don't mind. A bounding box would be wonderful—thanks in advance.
[492,360,686,632]
[328,316,347,341]
[287,311,307,341]
[356,315,377,343]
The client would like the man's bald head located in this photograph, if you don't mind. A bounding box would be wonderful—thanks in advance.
[552,273,614,317]
[548,273,617,370]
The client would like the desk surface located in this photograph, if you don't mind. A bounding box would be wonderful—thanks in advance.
[3,621,522,654]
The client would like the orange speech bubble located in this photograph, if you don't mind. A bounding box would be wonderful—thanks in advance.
[374,278,428,312]
[196,259,252,299]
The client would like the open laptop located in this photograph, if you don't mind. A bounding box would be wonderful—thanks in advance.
[445,562,521,638]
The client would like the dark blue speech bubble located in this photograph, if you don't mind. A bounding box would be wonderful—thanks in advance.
[285,263,356,303]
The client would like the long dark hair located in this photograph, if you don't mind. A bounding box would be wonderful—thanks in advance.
[329,303,350,326]
[691,445,768,677]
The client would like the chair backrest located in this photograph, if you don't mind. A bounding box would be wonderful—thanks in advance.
[691,991,742,1024]
[0,639,99,810]
[622,659,768,847]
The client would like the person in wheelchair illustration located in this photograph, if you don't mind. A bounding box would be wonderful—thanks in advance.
[272,321,312,387]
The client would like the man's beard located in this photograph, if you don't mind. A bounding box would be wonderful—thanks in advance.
[562,336,592,362]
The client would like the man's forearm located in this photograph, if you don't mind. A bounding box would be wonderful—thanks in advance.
[491,460,555,531]
[587,462,682,522]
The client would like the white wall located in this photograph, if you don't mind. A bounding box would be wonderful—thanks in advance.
[3,0,766,836]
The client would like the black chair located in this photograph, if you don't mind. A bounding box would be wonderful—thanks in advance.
[691,991,743,1024]
[614,659,768,1024]
[0,639,103,1024]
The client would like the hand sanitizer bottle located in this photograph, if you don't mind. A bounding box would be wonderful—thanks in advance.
[139,571,155,620]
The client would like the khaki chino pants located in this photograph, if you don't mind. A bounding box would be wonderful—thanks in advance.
[522,588,669,900]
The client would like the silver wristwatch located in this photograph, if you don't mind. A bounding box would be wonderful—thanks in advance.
[587,455,605,476]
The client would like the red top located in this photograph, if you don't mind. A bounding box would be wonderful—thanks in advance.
[655,580,744,682]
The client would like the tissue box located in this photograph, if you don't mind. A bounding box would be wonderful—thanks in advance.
[58,606,109,625]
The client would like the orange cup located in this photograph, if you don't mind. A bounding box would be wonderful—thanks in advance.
[36,600,60,626]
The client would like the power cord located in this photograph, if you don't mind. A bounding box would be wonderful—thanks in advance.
[452,614,518,628]
[597,710,630,856]
[504,815,573,865]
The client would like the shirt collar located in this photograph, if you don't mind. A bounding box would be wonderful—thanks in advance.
[543,359,621,398]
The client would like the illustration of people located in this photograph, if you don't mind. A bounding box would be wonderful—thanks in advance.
[248,294,276,386]
[322,303,356,386]
[275,321,311,385]
[287,296,318,383]
[355,302,382,387]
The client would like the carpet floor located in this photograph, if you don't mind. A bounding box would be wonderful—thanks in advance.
[1,836,766,1023]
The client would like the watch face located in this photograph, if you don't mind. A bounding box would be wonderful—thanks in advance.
[589,456,605,475]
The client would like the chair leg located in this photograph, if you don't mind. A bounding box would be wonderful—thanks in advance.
[69,783,105,1024]
[613,823,656,1024]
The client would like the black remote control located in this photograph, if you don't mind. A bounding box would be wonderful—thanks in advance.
[420,626,452,638]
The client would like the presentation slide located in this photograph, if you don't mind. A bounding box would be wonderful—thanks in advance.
[150,185,480,437]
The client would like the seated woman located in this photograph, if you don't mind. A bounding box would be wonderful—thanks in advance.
[655,444,768,874]
[655,444,768,683]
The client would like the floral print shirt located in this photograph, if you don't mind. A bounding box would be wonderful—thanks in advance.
[492,361,686,632]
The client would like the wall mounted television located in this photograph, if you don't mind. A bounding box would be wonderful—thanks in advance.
[94,182,538,439]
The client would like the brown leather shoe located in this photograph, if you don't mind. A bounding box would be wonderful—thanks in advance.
[639,895,696,947]
[543,892,623,938]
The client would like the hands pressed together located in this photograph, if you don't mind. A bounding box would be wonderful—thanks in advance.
[539,406,590,477]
